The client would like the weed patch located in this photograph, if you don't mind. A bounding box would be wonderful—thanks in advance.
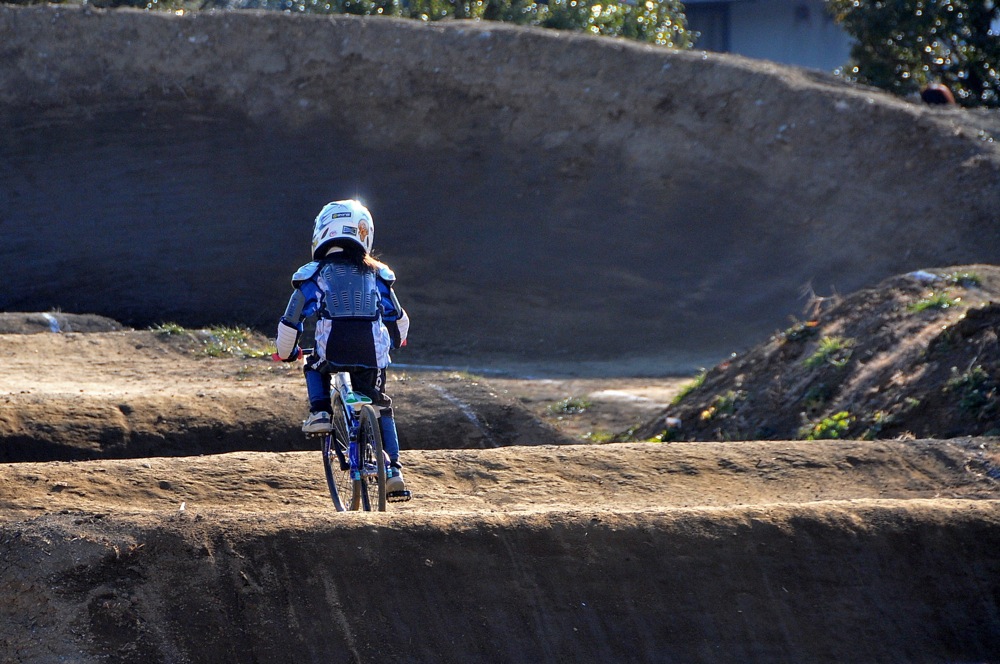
[549,397,592,415]
[202,326,274,359]
[945,365,997,417]
[799,411,853,440]
[803,336,854,369]
[908,291,960,313]
[699,390,746,422]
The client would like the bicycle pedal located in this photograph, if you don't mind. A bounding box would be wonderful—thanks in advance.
[387,490,412,503]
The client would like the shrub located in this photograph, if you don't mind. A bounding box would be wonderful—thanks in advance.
[827,0,1000,108]
[32,0,695,48]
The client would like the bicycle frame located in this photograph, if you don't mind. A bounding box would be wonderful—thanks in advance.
[274,350,388,511]
[322,372,387,512]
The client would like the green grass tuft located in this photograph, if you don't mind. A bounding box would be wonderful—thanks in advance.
[151,322,187,336]
[908,291,960,313]
[803,336,854,369]
[671,369,706,405]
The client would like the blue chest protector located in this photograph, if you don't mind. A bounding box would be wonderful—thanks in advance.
[290,258,381,321]
[317,260,380,320]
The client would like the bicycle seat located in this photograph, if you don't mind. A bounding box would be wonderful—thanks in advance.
[343,392,372,408]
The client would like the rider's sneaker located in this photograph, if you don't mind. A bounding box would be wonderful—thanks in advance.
[302,411,333,434]
[386,464,411,501]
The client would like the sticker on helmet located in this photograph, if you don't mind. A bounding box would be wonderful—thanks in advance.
[358,220,370,244]
[342,225,358,236]
[331,212,352,219]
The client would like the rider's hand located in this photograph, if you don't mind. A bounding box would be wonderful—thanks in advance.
[272,346,302,362]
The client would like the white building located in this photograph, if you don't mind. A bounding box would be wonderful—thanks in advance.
[684,0,855,72]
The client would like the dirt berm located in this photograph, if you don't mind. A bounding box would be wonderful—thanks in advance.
[2,445,999,663]
[3,4,1000,373]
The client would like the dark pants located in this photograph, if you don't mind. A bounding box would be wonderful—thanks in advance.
[304,357,391,414]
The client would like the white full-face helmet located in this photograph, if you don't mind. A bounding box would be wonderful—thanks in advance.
[311,199,374,259]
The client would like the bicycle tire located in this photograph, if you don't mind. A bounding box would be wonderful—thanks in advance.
[357,404,387,512]
[321,396,353,511]
[321,433,347,512]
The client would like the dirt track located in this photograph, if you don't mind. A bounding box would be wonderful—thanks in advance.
[3,5,1000,662]
[1,328,1000,662]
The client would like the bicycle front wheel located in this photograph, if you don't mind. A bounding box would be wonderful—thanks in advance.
[357,404,387,512]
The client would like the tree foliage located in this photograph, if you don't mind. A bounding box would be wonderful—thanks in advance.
[257,0,693,48]
[827,0,1000,107]
[14,0,693,48]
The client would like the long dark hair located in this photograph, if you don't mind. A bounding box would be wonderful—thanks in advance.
[326,240,384,271]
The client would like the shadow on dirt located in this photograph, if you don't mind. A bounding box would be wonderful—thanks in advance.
[3,505,998,663]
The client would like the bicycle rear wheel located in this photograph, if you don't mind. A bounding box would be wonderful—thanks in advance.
[321,398,352,511]
[321,433,347,512]
[357,404,387,512]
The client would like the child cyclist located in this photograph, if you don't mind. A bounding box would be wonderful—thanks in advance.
[274,199,411,500]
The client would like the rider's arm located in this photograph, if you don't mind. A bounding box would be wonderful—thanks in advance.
[275,274,323,360]
[377,267,409,349]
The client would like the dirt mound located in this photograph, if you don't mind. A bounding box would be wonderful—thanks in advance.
[1,443,998,663]
[0,312,124,335]
[0,328,579,462]
[634,265,1000,442]
[3,6,1000,373]
[4,503,997,663]
[2,321,997,661]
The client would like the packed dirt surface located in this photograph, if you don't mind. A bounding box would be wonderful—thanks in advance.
[3,5,1000,662]
[2,321,1000,662]
[0,322,680,461]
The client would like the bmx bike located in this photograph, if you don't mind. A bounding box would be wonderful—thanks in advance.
[319,371,394,512]
[275,349,410,511]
